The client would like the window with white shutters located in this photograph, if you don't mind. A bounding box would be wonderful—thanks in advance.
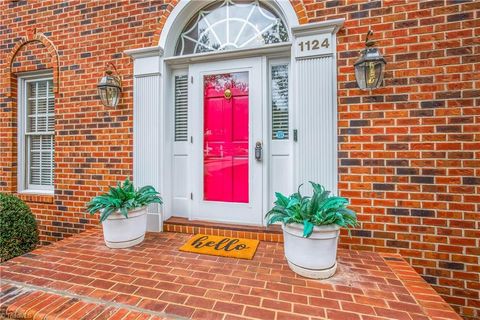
[174,74,188,142]
[271,64,289,140]
[20,77,55,191]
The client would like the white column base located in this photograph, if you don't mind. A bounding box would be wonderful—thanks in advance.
[147,212,163,232]
[287,261,337,279]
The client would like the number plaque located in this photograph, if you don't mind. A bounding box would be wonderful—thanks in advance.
[295,33,333,58]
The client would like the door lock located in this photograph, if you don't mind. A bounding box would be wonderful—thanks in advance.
[255,141,262,161]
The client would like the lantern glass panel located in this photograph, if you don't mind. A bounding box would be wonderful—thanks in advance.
[98,87,106,105]
[366,61,383,89]
[354,62,367,90]
[97,75,121,107]
[108,87,120,107]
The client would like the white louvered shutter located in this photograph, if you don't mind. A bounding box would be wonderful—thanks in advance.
[174,75,188,141]
[26,79,54,188]
[271,64,289,140]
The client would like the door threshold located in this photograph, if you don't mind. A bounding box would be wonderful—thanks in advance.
[164,217,283,242]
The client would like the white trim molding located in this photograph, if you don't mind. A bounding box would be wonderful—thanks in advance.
[124,45,164,60]
[125,46,162,77]
[291,18,345,36]
[164,42,292,65]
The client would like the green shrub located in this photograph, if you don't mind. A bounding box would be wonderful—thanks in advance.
[0,193,39,262]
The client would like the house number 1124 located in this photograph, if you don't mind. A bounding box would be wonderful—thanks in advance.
[298,38,330,52]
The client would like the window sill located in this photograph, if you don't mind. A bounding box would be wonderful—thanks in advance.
[17,191,54,204]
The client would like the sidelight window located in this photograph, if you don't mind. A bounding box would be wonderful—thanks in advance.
[271,63,289,140]
[174,74,188,142]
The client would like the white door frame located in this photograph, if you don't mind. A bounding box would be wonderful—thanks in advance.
[188,57,265,225]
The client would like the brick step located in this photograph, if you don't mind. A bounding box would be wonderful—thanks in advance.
[0,282,171,320]
[163,217,283,242]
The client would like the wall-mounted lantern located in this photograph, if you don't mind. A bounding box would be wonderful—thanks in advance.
[354,30,386,91]
[97,64,122,108]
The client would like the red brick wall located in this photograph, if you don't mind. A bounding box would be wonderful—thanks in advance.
[0,1,478,318]
[329,2,479,319]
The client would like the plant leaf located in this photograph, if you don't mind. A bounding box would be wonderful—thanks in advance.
[303,220,314,238]
[274,192,289,207]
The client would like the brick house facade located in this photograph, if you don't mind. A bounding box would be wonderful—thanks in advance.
[1,0,479,318]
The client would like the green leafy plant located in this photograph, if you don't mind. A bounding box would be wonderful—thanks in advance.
[265,182,357,238]
[0,193,39,262]
[87,178,162,222]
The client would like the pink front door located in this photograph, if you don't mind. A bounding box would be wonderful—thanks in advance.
[203,72,249,203]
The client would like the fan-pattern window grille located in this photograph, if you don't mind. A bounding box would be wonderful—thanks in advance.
[25,79,55,188]
[271,64,289,140]
[174,75,188,141]
[175,0,289,56]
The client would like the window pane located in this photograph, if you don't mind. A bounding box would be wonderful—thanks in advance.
[30,168,41,185]
[27,80,54,134]
[174,75,188,142]
[175,0,288,56]
[48,79,54,95]
[28,135,54,187]
[271,64,289,140]
[41,151,53,185]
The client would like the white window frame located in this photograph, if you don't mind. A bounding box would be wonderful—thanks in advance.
[17,71,55,194]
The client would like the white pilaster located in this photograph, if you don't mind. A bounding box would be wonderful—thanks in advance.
[125,46,164,232]
[291,19,344,195]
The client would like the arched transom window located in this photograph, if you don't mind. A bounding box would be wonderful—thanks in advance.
[175,0,289,56]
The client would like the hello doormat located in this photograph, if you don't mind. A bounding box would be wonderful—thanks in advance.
[179,234,259,260]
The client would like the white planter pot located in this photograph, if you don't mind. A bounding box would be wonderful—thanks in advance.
[282,223,340,279]
[101,206,147,248]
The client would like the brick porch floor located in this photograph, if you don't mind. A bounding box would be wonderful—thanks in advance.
[0,229,461,320]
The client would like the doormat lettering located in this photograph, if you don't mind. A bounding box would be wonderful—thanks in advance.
[179,234,259,260]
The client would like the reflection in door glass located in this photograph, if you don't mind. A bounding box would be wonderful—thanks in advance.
[203,72,249,203]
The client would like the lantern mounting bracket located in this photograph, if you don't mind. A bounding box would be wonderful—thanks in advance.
[104,62,122,87]
[365,30,375,47]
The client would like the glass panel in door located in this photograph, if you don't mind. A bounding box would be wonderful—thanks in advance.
[203,72,249,203]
